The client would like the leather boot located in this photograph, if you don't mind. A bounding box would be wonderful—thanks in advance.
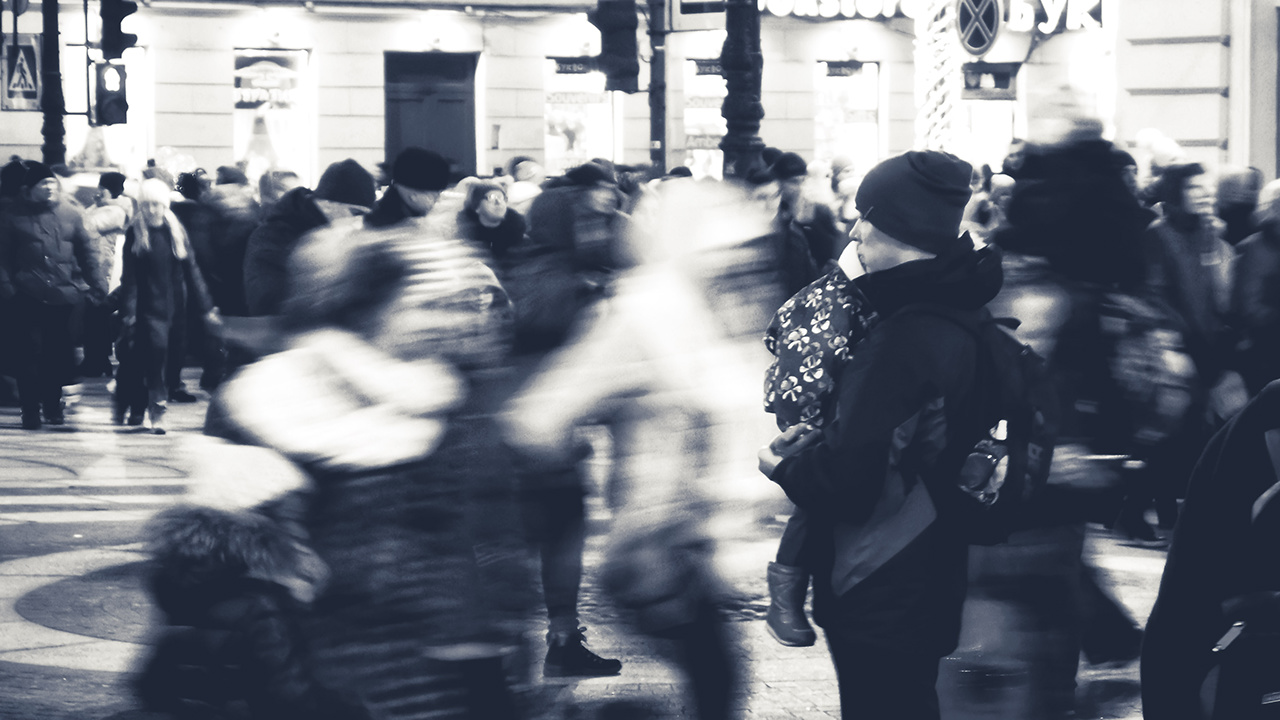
[766,561,816,647]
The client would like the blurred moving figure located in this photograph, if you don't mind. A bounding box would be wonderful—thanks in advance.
[1215,165,1264,247]
[1140,164,1244,534]
[208,217,535,718]
[115,179,219,434]
[80,171,134,378]
[136,440,375,720]
[0,161,106,430]
[243,158,376,318]
[1230,179,1280,396]
[504,179,784,719]
[1142,380,1280,720]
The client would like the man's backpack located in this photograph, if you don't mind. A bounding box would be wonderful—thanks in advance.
[902,304,1061,545]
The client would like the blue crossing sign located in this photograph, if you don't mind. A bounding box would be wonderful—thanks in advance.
[3,34,41,111]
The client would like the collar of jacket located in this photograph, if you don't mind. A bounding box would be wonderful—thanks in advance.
[858,238,1004,317]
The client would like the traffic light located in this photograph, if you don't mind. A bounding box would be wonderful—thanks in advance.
[100,0,138,60]
[589,0,639,94]
[95,63,128,125]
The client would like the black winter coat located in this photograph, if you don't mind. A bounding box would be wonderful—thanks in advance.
[771,242,1003,656]
[1141,380,1280,720]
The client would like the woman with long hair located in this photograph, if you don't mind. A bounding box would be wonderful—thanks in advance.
[115,178,218,433]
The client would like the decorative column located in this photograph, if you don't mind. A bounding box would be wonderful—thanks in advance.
[718,0,764,180]
[914,0,961,152]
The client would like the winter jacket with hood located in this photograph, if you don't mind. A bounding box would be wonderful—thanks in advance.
[770,240,1003,656]
[0,196,104,304]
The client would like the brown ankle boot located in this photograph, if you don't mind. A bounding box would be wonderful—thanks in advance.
[766,561,816,646]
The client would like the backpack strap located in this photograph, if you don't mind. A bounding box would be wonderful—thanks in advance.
[1254,428,1280,524]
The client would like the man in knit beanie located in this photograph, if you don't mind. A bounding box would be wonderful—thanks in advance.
[364,146,451,228]
[759,150,1004,719]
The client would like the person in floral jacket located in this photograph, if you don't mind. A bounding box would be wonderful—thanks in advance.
[761,246,879,647]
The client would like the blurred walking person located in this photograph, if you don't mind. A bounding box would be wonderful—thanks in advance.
[206,220,537,719]
[0,162,105,429]
[115,178,218,434]
[1231,179,1280,395]
[505,178,785,719]
[80,171,134,378]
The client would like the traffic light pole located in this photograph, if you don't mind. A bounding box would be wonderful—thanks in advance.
[41,0,66,165]
[647,0,666,175]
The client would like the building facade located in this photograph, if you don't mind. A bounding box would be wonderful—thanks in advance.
[0,0,1277,185]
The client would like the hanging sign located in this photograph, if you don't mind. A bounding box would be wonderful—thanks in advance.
[957,0,1000,56]
[3,34,41,111]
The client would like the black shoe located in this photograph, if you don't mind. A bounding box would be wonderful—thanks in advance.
[168,388,198,403]
[544,628,622,678]
[127,412,145,427]
[21,413,41,430]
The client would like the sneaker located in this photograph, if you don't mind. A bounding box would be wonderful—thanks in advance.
[168,388,198,403]
[544,628,622,678]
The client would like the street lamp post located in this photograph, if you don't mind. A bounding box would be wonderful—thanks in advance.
[41,0,65,165]
[718,0,764,181]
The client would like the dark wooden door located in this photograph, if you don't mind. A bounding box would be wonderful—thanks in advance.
[385,51,477,181]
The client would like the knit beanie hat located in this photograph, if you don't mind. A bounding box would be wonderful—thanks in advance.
[314,158,376,209]
[99,171,126,198]
[22,161,54,188]
[393,147,450,192]
[770,152,808,181]
[854,150,973,256]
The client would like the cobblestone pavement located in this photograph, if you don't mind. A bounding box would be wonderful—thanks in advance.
[0,373,1159,719]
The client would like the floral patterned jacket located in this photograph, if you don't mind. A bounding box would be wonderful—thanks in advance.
[763,266,878,430]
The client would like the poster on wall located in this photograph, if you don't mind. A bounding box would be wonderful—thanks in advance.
[813,61,880,178]
[683,58,727,180]
[544,57,615,177]
[233,48,313,186]
[2,34,41,112]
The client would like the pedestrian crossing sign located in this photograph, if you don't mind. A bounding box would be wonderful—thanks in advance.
[3,34,42,111]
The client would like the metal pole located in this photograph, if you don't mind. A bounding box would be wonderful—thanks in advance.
[41,0,66,165]
[647,0,666,174]
[718,0,763,180]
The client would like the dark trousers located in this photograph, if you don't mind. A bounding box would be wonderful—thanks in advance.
[166,292,187,394]
[826,634,941,720]
[116,328,169,415]
[10,295,76,418]
[656,598,740,720]
[80,301,115,374]
[523,480,587,636]
[776,507,810,567]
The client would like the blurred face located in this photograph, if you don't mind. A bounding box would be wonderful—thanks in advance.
[396,184,440,217]
[584,184,618,214]
[94,187,112,206]
[373,284,511,367]
[1182,174,1216,217]
[27,177,59,205]
[477,189,507,224]
[140,198,169,227]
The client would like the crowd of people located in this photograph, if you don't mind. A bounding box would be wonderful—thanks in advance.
[2,117,1279,720]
